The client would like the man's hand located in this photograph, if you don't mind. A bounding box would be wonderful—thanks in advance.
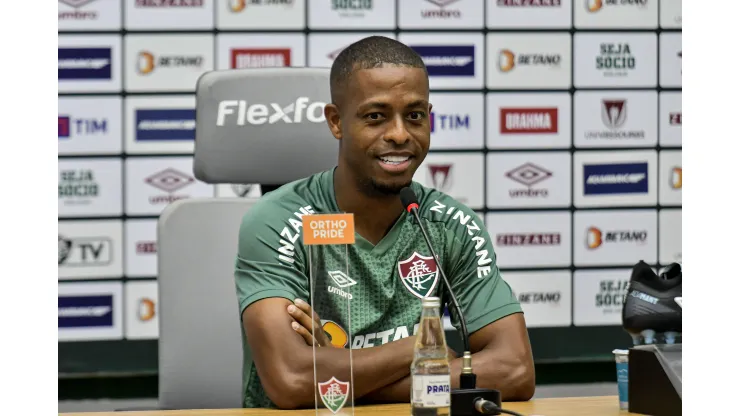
[288,298,331,347]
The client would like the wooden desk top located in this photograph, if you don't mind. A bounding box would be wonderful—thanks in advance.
[61,396,640,415]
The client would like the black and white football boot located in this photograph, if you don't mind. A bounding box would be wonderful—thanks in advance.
[622,260,682,345]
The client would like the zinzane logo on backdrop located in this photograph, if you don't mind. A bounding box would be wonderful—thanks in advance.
[216,98,326,125]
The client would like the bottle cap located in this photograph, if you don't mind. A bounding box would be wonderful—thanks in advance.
[421,296,441,308]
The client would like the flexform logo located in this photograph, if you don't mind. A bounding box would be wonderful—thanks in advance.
[59,0,99,20]
[669,112,681,126]
[229,0,295,12]
[498,0,562,6]
[137,51,203,75]
[421,0,462,19]
[138,297,156,321]
[135,0,204,7]
[58,47,112,80]
[500,108,558,134]
[427,164,453,192]
[231,48,291,69]
[586,227,647,249]
[135,109,196,142]
[583,162,648,195]
[505,163,552,198]
[412,45,475,77]
[496,233,562,246]
[587,0,648,13]
[58,115,108,139]
[216,98,326,125]
[670,167,682,189]
[498,49,561,73]
[430,112,469,133]
[59,235,113,266]
[59,294,114,329]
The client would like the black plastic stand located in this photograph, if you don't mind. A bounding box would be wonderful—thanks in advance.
[451,388,502,416]
[628,344,682,416]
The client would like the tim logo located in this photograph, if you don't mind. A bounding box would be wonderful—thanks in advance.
[411,45,475,77]
[430,112,469,133]
[59,116,108,138]
[59,117,71,138]
[398,252,439,299]
[59,235,112,266]
[601,100,627,128]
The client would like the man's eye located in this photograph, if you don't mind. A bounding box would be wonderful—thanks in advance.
[367,113,382,120]
[409,112,425,120]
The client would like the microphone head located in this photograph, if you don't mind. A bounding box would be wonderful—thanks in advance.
[400,187,419,211]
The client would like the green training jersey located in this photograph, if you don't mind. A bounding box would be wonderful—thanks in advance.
[234,168,522,408]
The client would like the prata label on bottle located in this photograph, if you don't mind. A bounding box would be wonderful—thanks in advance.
[412,374,451,407]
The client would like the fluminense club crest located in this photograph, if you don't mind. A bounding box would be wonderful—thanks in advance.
[318,376,350,414]
[398,252,439,299]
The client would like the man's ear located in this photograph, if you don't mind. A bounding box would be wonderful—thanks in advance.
[324,104,342,140]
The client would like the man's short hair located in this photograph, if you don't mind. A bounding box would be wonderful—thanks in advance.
[329,36,428,105]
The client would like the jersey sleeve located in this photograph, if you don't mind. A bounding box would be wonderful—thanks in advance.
[234,200,310,318]
[441,203,522,335]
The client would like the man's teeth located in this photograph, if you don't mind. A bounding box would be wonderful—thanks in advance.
[379,156,410,164]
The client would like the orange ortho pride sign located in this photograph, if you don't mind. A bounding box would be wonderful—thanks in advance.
[302,213,356,245]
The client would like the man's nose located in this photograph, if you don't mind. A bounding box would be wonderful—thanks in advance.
[383,116,411,145]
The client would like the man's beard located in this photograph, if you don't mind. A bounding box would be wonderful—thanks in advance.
[358,175,411,197]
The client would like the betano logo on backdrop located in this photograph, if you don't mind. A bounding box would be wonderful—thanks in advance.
[229,0,296,12]
[137,51,204,74]
[498,49,561,73]
[586,227,647,249]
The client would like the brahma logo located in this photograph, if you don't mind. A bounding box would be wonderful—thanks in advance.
[497,49,561,73]
[138,298,156,322]
[216,98,326,125]
[583,162,648,195]
[586,0,648,12]
[136,241,157,254]
[318,376,350,414]
[500,108,558,134]
[421,0,462,19]
[670,167,682,189]
[411,45,475,77]
[398,252,439,299]
[231,48,291,69]
[137,51,204,75]
[586,227,647,249]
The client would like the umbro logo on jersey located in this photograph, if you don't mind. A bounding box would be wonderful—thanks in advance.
[398,252,439,299]
[328,270,356,288]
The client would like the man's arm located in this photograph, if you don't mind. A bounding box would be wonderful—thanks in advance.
[243,297,419,409]
[361,312,535,403]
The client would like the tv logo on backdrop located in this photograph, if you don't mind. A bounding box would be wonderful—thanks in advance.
[135,109,196,142]
[59,235,112,266]
[411,45,475,77]
[583,162,648,195]
[58,47,112,80]
[216,98,326,125]
[430,112,469,133]
[58,116,108,139]
[231,48,291,69]
[58,294,114,329]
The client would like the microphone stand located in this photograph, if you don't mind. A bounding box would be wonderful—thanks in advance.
[404,196,503,415]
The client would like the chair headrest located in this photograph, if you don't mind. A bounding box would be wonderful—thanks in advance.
[193,67,337,185]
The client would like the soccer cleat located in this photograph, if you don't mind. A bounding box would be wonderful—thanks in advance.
[622,260,682,346]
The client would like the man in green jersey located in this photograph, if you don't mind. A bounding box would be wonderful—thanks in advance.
[234,36,535,409]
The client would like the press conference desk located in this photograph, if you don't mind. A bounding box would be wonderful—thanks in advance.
[61,396,641,415]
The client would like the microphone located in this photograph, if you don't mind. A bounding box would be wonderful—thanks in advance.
[400,187,503,416]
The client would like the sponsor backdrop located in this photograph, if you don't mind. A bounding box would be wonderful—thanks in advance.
[58,0,681,375]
